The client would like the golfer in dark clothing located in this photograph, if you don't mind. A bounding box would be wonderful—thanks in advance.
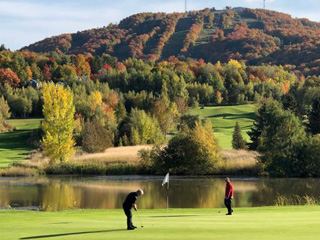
[224,177,234,215]
[123,189,144,230]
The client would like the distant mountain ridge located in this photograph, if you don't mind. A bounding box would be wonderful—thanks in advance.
[22,7,320,74]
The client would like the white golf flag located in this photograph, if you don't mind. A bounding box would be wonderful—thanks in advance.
[162,173,169,186]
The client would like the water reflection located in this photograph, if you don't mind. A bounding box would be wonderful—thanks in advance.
[0,176,319,211]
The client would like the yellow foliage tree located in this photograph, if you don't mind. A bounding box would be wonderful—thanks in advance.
[151,95,179,136]
[76,54,91,76]
[190,121,221,163]
[25,66,33,80]
[88,91,102,111]
[42,83,75,163]
[228,59,242,69]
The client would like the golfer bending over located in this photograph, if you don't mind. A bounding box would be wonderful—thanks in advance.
[123,189,144,230]
[224,177,233,215]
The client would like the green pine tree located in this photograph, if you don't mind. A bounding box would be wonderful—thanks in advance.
[307,96,320,135]
[232,122,247,149]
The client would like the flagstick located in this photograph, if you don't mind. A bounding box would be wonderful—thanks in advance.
[167,175,169,216]
[166,182,169,216]
[162,173,170,216]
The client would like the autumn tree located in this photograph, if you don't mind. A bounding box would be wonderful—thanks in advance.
[0,68,20,87]
[42,83,75,163]
[129,109,163,145]
[105,91,119,109]
[88,91,102,112]
[42,65,52,81]
[0,96,11,120]
[76,54,91,76]
[61,65,77,82]
[0,96,11,132]
[119,108,164,146]
[151,84,180,136]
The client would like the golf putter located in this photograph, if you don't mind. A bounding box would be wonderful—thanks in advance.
[136,209,144,228]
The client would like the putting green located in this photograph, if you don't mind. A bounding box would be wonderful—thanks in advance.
[1,206,320,240]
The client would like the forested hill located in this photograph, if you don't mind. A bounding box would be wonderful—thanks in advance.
[22,7,320,75]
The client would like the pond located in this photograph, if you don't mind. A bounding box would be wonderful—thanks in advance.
[0,176,319,211]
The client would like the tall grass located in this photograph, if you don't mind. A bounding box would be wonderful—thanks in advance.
[275,194,319,206]
[0,166,39,177]
[72,145,152,164]
[213,149,260,175]
[45,162,140,175]
[45,162,107,175]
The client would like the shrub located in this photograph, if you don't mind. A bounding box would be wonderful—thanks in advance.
[157,121,221,175]
[82,119,113,153]
[138,146,162,174]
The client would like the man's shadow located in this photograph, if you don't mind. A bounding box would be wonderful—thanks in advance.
[20,229,125,239]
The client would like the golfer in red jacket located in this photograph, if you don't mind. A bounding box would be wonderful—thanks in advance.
[224,177,233,215]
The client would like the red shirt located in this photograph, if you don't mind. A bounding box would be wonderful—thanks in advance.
[225,182,233,198]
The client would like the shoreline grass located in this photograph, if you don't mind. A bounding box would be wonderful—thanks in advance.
[1,206,320,240]
[0,147,259,176]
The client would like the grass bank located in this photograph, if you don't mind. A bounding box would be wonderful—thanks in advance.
[191,104,255,149]
[0,119,42,167]
[5,147,258,176]
[7,145,154,176]
[1,206,320,240]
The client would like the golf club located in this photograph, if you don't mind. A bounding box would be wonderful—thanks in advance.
[136,209,144,228]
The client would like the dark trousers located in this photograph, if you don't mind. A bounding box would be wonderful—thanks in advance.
[123,207,133,229]
[224,198,233,214]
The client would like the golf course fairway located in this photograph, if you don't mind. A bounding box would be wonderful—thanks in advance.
[1,206,320,240]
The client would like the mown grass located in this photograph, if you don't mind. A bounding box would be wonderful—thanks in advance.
[191,104,255,149]
[0,119,42,167]
[1,206,320,240]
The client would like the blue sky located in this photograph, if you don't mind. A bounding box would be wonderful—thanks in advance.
[1,0,320,50]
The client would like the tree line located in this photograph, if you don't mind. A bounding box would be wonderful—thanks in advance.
[1,48,320,176]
